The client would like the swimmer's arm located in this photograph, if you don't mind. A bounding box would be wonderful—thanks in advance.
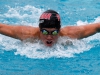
[61,23,100,39]
[0,23,39,40]
[79,23,100,38]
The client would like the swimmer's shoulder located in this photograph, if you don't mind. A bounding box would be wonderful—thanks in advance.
[60,25,81,38]
[15,26,40,40]
[60,26,72,36]
[29,26,40,37]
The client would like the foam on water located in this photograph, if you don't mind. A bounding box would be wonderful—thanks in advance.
[0,5,44,26]
[0,5,100,59]
[0,35,92,59]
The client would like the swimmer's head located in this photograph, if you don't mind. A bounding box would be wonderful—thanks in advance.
[39,10,61,47]
[39,10,61,30]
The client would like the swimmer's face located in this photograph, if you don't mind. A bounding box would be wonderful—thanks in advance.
[40,28,59,47]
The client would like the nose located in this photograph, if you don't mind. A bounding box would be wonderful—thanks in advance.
[46,35,53,40]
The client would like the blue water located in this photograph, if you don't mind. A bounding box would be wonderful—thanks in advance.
[0,0,100,75]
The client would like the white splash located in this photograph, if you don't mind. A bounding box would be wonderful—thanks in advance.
[0,5,44,26]
[0,35,92,59]
[76,20,89,26]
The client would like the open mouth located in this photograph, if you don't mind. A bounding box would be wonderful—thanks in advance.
[46,41,52,44]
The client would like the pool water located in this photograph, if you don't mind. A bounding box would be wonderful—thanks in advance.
[0,0,100,75]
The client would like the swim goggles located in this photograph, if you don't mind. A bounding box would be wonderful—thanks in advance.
[41,29,59,35]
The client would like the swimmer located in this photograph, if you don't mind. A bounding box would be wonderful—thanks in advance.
[0,10,100,47]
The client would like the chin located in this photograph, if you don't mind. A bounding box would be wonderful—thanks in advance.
[45,44,53,47]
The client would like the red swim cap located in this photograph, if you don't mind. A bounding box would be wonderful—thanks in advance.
[39,10,61,30]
